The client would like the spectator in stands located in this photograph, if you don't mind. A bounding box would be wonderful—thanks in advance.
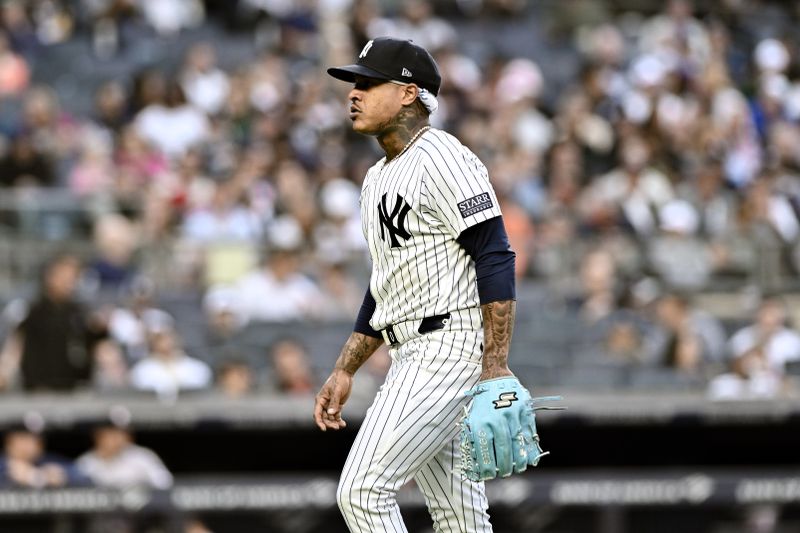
[369,0,456,52]
[741,176,799,290]
[744,175,800,245]
[78,411,173,533]
[0,29,29,96]
[316,262,364,320]
[496,59,554,158]
[114,126,170,228]
[30,1,74,46]
[552,88,613,177]
[730,297,800,375]
[639,0,711,68]
[129,318,212,398]
[180,41,230,116]
[677,160,734,240]
[496,188,535,279]
[76,417,173,489]
[0,425,87,488]
[82,0,139,59]
[139,0,204,37]
[648,199,715,291]
[92,336,129,392]
[270,161,317,232]
[649,292,727,376]
[114,125,169,185]
[203,285,247,349]
[1,1,39,59]
[229,215,325,322]
[91,80,129,137]
[167,148,217,218]
[578,135,674,236]
[570,279,653,371]
[265,338,315,396]
[312,178,366,269]
[0,253,113,391]
[134,79,211,160]
[108,277,173,362]
[21,86,80,162]
[85,213,140,291]
[180,179,264,288]
[677,160,757,280]
[216,358,254,398]
[0,132,55,188]
[68,131,115,198]
[569,248,621,324]
[709,296,800,399]
[181,179,263,244]
[530,209,582,286]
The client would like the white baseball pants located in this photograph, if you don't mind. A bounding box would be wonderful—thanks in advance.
[337,329,493,532]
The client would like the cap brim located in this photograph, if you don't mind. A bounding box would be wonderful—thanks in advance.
[327,64,393,83]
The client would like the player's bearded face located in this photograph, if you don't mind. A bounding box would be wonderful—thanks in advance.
[348,77,407,135]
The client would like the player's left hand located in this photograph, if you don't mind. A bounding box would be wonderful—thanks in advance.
[458,376,560,482]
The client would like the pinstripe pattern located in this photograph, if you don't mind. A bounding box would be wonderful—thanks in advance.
[360,128,502,330]
[337,330,492,532]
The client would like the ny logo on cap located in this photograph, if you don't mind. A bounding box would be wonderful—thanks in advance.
[401,67,412,77]
[359,40,373,59]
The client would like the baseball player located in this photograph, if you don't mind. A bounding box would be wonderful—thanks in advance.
[314,37,544,532]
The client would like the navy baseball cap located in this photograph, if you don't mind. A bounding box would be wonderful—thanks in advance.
[327,37,442,96]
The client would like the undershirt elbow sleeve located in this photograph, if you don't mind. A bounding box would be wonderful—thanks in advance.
[353,287,382,338]
[457,216,516,304]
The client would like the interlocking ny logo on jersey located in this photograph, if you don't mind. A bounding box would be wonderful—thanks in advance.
[378,193,412,248]
[493,392,518,409]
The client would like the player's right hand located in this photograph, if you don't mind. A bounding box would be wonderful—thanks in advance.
[314,368,353,432]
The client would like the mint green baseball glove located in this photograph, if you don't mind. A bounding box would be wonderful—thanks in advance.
[459,377,561,482]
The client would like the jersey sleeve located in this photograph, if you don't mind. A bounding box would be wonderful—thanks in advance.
[420,140,503,238]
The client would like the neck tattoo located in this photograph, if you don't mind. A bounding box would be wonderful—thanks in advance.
[389,125,430,162]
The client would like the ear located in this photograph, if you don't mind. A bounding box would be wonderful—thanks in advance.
[400,84,419,107]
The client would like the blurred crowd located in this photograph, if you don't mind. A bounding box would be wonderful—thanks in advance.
[0,408,219,533]
[0,0,799,399]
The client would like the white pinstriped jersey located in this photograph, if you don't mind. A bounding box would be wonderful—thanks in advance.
[360,127,502,330]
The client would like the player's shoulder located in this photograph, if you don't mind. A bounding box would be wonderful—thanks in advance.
[364,157,385,177]
[418,127,468,154]
[417,128,487,174]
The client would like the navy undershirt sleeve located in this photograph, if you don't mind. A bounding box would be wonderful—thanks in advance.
[353,287,382,338]
[456,216,516,304]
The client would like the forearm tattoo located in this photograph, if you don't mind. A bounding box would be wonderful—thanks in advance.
[334,333,383,375]
[481,300,516,374]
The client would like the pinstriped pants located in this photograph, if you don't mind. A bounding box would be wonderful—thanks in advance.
[337,329,493,532]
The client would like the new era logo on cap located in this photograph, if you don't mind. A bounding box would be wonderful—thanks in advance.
[327,37,442,96]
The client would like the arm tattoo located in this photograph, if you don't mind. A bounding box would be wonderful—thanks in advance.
[334,332,383,375]
[481,300,516,376]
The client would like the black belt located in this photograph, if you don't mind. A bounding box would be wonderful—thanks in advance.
[381,313,452,347]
